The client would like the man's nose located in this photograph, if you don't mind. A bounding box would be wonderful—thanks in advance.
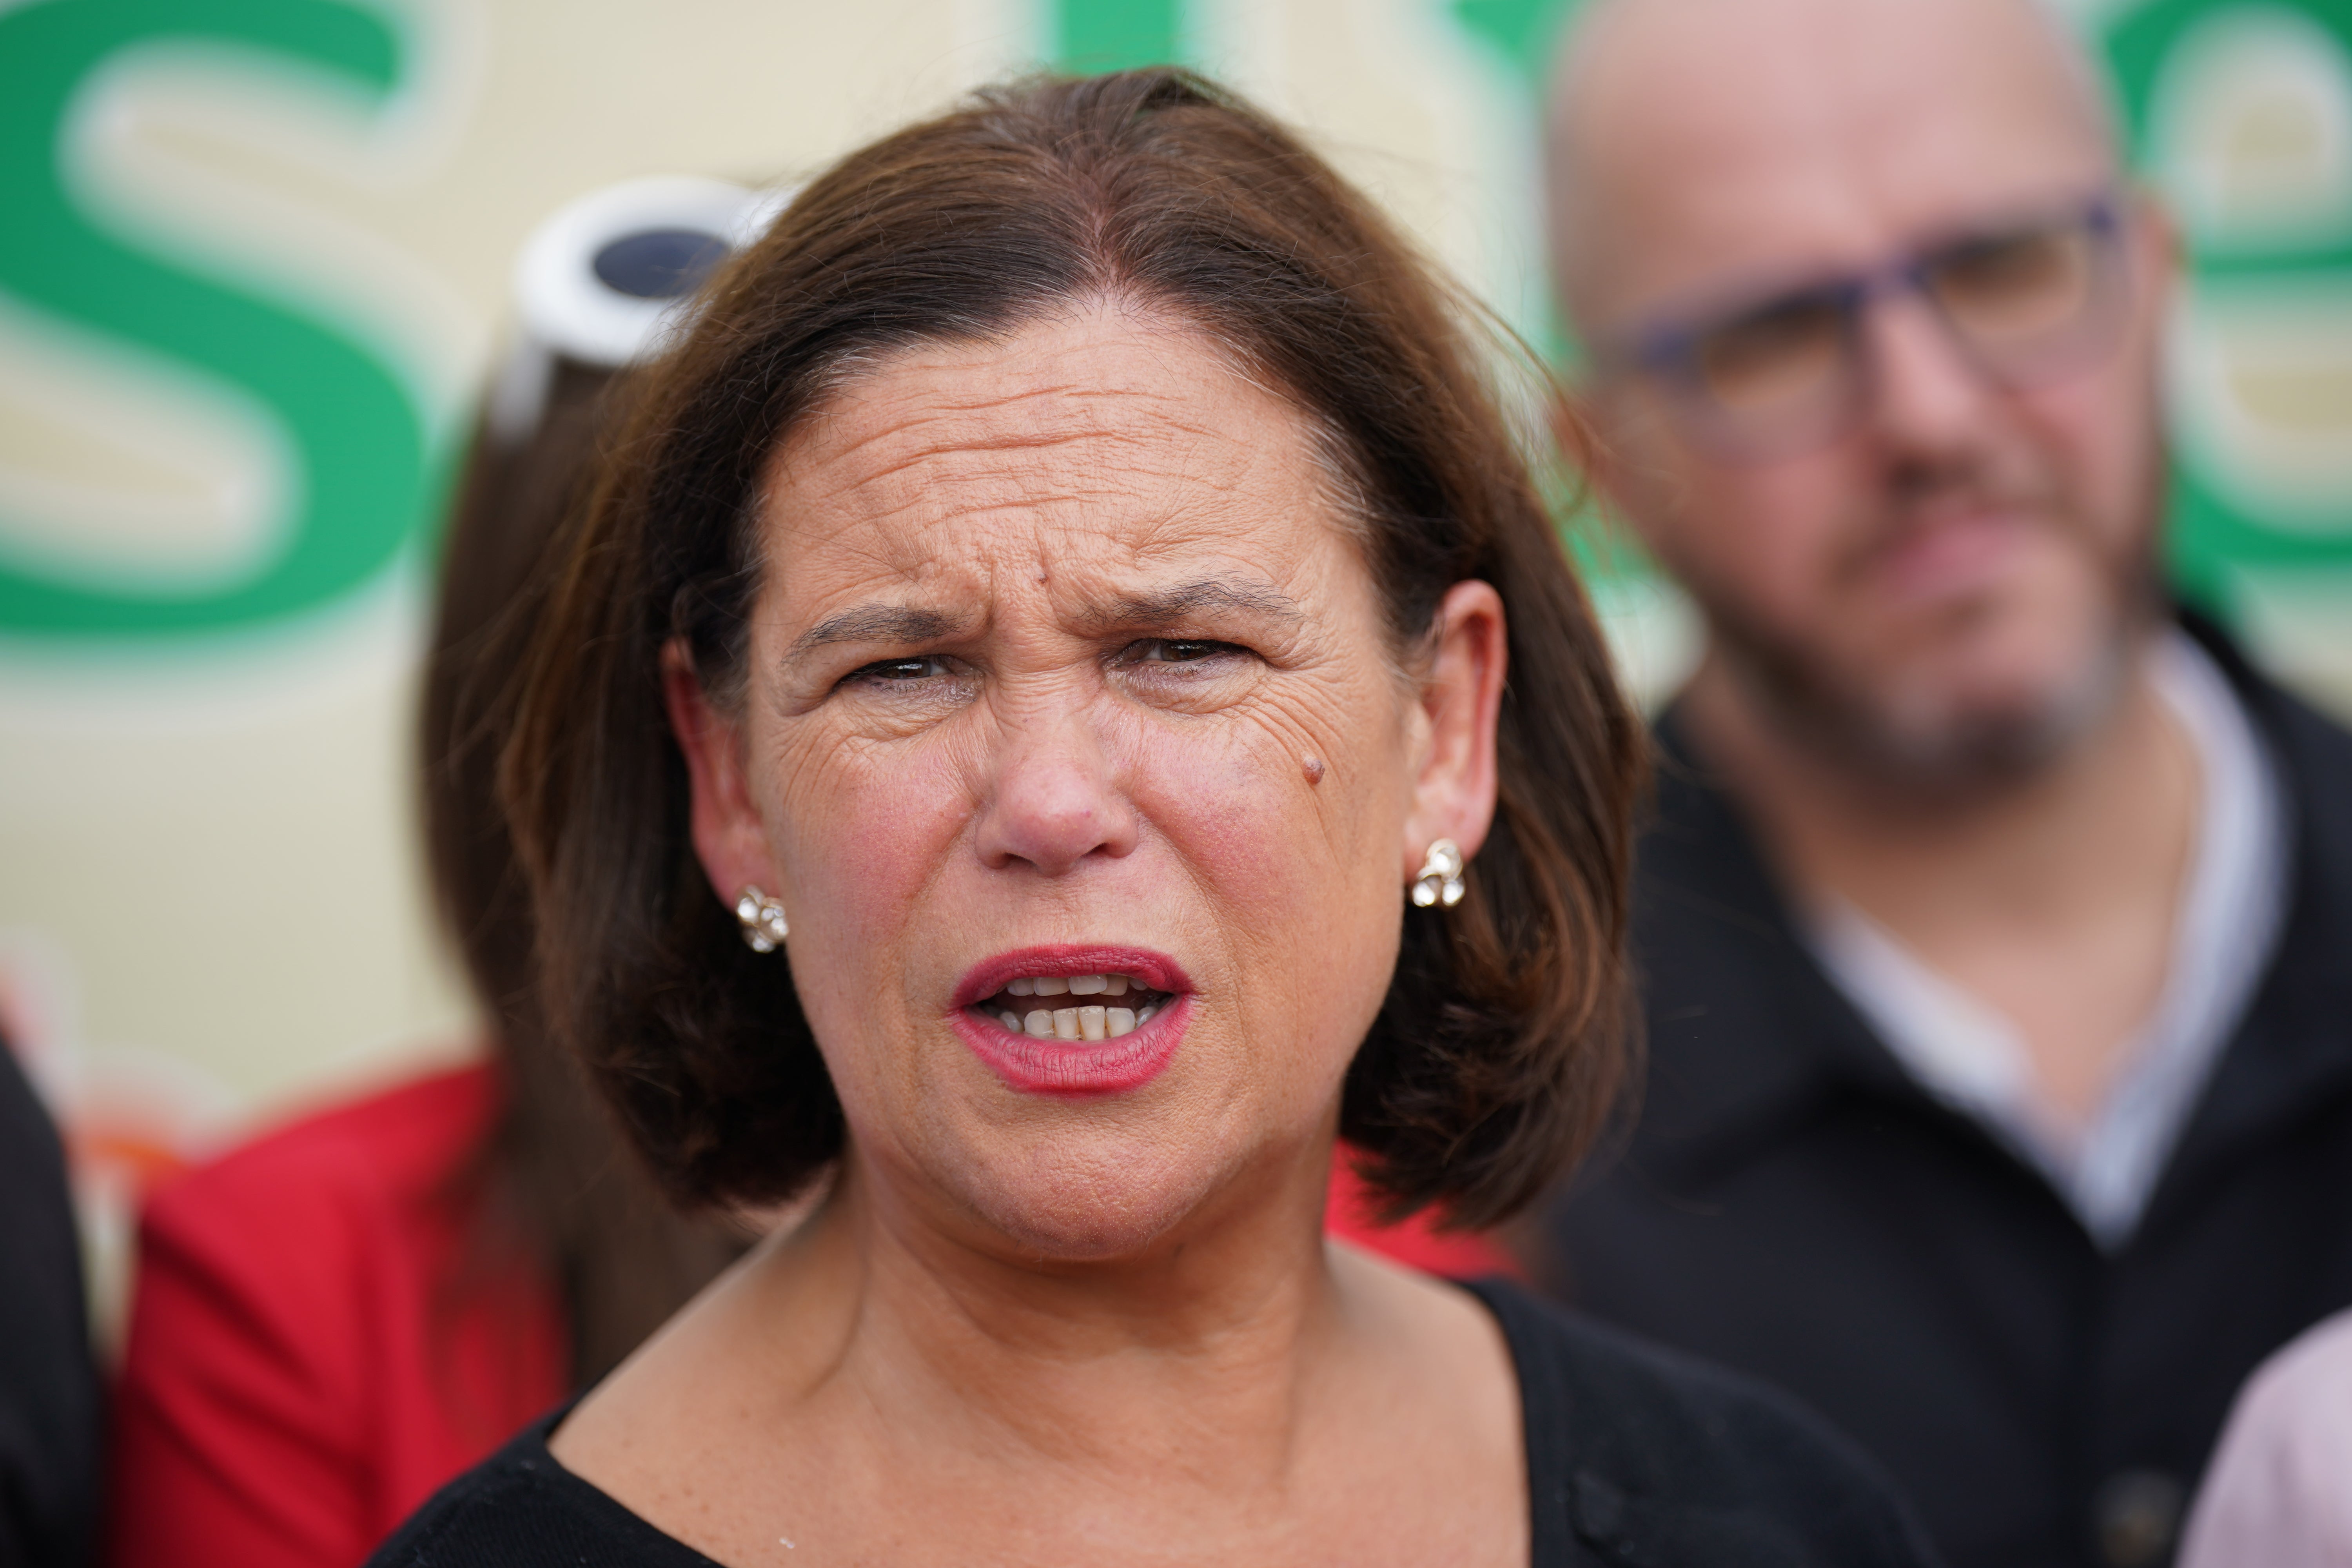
[1857,288,2003,459]
[973,702,1139,877]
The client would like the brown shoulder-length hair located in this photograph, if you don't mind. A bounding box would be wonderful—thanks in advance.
[423,359,741,1387]
[505,67,1645,1231]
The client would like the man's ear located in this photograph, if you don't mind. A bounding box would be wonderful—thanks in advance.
[2129,185,2184,303]
[662,639,777,909]
[1403,579,1508,877]
[1558,379,1679,570]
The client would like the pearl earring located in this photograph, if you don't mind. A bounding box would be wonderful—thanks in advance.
[734,886,789,952]
[1411,839,1466,909]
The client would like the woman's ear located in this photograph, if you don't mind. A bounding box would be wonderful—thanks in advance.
[1403,579,1508,875]
[662,639,776,905]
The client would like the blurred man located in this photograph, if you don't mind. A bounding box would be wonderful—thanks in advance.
[1540,2,2352,1564]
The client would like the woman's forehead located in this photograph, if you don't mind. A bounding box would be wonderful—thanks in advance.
[757,311,1348,603]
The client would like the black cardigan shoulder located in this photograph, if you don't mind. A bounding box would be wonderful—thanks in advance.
[366,1417,716,1568]
[1467,1279,1941,1566]
[372,1279,1938,1568]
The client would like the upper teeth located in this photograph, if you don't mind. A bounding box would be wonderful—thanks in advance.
[1007,973,1129,997]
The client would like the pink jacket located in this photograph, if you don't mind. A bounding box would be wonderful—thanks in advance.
[2180,1306,2352,1568]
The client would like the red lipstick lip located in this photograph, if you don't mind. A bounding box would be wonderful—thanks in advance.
[949,995,1191,1097]
[951,945,1192,1011]
[949,945,1192,1097]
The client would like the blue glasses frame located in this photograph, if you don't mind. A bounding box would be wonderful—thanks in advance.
[1603,193,2130,458]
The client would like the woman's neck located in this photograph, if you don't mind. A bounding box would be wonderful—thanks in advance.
[745,1142,1350,1475]
[548,1131,1523,1567]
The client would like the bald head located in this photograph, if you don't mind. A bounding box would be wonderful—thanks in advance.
[1546,0,2122,333]
[1539,0,2176,796]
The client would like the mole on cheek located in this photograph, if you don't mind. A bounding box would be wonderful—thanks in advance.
[1302,756,1326,785]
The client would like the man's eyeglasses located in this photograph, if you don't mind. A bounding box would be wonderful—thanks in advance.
[1601,195,2131,459]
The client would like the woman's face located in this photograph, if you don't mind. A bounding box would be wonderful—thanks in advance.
[672,307,1502,1260]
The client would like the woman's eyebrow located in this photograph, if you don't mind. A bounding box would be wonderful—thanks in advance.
[1076,577,1305,633]
[788,604,967,659]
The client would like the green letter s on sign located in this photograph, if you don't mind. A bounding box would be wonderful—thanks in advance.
[0,0,430,640]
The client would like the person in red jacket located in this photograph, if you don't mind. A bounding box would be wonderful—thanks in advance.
[102,178,766,1568]
[103,178,1510,1568]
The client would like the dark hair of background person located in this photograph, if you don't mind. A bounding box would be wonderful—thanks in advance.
[502,67,1648,1232]
[420,359,743,1388]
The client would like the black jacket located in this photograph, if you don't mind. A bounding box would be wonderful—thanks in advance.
[0,1037,100,1568]
[368,1280,1937,1567]
[1544,619,2352,1568]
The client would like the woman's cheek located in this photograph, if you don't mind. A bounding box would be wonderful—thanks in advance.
[1129,702,1383,920]
[775,731,971,962]
[1133,711,1400,1107]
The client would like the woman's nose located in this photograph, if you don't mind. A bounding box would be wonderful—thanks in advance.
[973,706,1139,876]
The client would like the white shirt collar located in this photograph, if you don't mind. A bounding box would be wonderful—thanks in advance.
[1802,630,2290,1250]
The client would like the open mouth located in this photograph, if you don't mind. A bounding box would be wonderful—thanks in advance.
[952,948,1191,1095]
[967,971,1175,1042]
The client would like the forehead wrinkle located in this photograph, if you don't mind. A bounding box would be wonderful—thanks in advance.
[785,427,1278,559]
[808,370,1201,472]
[777,475,1273,613]
[759,310,1356,642]
[784,406,1248,531]
[785,470,1262,577]
[797,427,1162,517]
[774,307,1325,515]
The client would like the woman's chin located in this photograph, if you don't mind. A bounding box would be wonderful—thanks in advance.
[942,1143,1240,1265]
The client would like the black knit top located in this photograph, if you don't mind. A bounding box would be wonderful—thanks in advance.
[369,1279,1939,1567]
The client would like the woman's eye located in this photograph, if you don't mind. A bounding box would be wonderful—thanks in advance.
[845,654,958,686]
[1125,638,1245,665]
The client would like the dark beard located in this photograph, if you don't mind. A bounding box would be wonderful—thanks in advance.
[1667,386,2174,806]
[1687,543,2165,808]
